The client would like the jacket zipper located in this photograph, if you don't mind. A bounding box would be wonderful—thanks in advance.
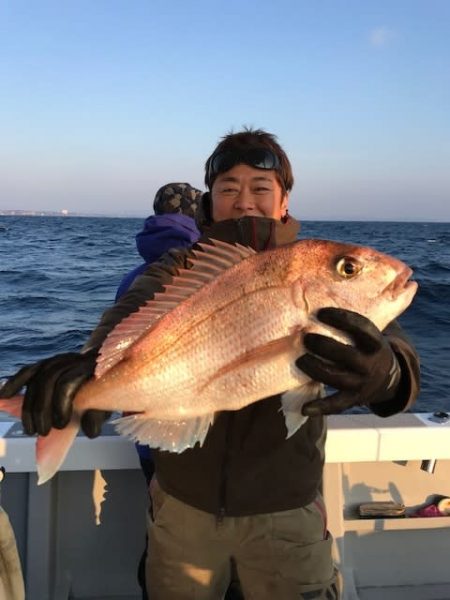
[217,411,234,525]
[217,220,247,525]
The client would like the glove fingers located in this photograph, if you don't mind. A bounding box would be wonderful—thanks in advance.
[23,377,53,436]
[81,410,111,438]
[303,334,369,374]
[302,390,362,416]
[52,364,94,428]
[317,308,382,353]
[0,362,44,398]
[23,360,70,436]
[22,383,38,435]
[296,354,361,390]
[22,353,82,436]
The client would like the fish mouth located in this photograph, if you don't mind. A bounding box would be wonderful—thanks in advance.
[383,267,417,299]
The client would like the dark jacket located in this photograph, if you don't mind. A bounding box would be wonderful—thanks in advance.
[85,216,420,516]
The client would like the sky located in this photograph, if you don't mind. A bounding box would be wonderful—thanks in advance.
[0,0,449,221]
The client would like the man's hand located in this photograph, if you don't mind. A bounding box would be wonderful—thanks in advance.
[0,350,110,438]
[296,308,401,416]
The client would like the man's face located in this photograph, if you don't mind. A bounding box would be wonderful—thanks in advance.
[211,164,289,222]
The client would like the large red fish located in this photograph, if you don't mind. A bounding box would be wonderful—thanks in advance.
[0,239,417,483]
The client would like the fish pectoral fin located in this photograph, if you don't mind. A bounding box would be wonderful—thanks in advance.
[112,412,214,453]
[281,383,323,438]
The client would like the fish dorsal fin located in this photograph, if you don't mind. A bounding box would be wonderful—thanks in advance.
[95,239,256,378]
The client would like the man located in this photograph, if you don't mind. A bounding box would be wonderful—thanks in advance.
[0,129,420,599]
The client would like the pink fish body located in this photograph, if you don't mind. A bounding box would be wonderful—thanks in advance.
[0,239,417,483]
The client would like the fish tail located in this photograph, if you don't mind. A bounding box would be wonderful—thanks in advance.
[0,395,24,419]
[0,395,80,485]
[36,415,81,485]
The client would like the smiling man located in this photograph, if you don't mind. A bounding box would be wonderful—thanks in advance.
[1,128,420,599]
[209,160,289,221]
[212,163,288,220]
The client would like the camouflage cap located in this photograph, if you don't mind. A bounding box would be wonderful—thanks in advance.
[153,182,203,219]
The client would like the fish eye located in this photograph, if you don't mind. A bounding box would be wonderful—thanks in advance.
[336,256,362,279]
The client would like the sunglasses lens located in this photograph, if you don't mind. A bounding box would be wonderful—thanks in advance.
[246,148,279,170]
[209,148,280,182]
[210,152,236,176]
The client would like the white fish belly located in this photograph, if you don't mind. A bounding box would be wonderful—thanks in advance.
[196,345,309,411]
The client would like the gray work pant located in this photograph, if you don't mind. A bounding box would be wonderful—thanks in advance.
[146,484,340,600]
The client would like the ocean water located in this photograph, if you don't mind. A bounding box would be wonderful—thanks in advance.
[0,216,449,413]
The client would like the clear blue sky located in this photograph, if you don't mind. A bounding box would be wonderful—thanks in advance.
[1,0,449,220]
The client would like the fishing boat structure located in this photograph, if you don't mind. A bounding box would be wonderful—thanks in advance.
[1,411,450,600]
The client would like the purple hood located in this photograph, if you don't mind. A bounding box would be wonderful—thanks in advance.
[116,213,200,300]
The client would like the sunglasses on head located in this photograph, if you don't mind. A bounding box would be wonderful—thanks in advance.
[207,148,281,186]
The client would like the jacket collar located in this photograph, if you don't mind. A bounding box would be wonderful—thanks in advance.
[199,216,300,251]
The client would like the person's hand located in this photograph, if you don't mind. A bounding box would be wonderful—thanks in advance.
[0,350,110,438]
[296,308,401,416]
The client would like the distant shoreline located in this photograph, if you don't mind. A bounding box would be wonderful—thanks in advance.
[0,209,73,217]
[0,211,448,224]
[0,210,143,218]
